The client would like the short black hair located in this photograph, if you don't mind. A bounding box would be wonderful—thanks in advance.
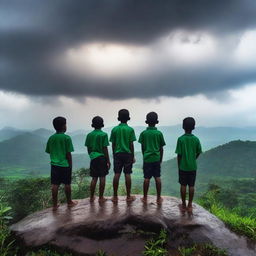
[92,116,104,129]
[118,109,130,122]
[53,116,66,131]
[146,112,159,125]
[183,117,195,131]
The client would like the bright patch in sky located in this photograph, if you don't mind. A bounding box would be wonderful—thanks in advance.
[65,43,149,77]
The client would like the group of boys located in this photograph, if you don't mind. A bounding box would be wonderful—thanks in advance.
[46,109,202,213]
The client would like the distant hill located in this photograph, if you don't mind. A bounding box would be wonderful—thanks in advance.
[0,127,27,141]
[0,132,89,177]
[160,140,256,195]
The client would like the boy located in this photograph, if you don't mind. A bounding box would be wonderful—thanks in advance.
[45,116,77,211]
[85,116,110,203]
[110,109,136,202]
[175,117,202,213]
[139,112,165,204]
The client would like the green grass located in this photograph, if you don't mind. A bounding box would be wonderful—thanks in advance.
[210,203,256,240]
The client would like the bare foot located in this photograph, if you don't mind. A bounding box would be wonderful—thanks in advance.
[141,197,147,204]
[111,196,118,203]
[67,201,78,208]
[156,197,163,205]
[179,204,187,213]
[126,195,136,202]
[187,205,193,213]
[52,205,60,211]
[90,197,96,203]
[98,197,107,203]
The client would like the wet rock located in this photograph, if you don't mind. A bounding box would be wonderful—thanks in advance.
[11,196,256,256]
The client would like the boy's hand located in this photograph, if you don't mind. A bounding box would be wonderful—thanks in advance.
[133,157,136,163]
[107,162,111,170]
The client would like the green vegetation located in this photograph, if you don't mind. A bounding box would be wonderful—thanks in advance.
[143,229,168,256]
[178,244,227,256]
[198,181,256,240]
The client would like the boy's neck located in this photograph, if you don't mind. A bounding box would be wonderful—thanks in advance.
[184,130,192,134]
[56,131,65,133]
[148,124,156,128]
[120,121,128,124]
[94,128,101,130]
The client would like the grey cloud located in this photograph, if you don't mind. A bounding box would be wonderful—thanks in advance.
[1,0,256,99]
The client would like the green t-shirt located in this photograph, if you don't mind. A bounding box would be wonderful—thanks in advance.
[45,133,74,167]
[85,129,109,160]
[110,123,136,154]
[175,133,202,171]
[138,127,166,163]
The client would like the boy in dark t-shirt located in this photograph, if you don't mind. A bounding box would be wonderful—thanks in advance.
[110,109,136,202]
[139,112,165,204]
[45,116,77,211]
[175,117,202,213]
[85,116,110,203]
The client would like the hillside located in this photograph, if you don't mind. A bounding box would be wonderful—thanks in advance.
[0,132,89,177]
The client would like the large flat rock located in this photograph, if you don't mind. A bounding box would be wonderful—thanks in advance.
[11,196,256,256]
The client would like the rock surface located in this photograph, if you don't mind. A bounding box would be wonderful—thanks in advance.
[11,196,256,256]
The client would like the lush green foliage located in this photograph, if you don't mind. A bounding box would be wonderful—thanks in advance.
[143,229,168,256]
[198,182,256,240]
[178,244,227,256]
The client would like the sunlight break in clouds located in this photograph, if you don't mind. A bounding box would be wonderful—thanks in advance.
[64,43,150,77]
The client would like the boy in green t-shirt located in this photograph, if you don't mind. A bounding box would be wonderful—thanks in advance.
[110,109,136,202]
[138,112,166,204]
[175,117,202,213]
[85,116,110,203]
[45,116,77,211]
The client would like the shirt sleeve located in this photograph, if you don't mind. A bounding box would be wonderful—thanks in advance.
[159,132,166,147]
[138,132,143,144]
[175,138,182,155]
[103,133,109,147]
[85,134,89,147]
[45,139,50,153]
[130,129,136,142]
[109,129,115,143]
[197,139,202,154]
[66,136,74,152]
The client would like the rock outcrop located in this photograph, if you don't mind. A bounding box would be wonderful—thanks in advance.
[11,196,256,256]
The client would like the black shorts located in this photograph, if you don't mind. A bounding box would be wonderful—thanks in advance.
[113,153,133,174]
[143,161,161,179]
[51,165,72,185]
[90,156,109,177]
[179,170,196,187]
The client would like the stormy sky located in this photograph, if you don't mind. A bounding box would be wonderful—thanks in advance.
[1,0,256,130]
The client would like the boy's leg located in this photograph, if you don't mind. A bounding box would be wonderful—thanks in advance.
[64,184,78,207]
[90,177,98,202]
[155,177,163,204]
[112,173,121,202]
[125,174,136,201]
[188,186,195,211]
[99,176,107,203]
[142,178,150,203]
[51,184,59,210]
[180,185,187,210]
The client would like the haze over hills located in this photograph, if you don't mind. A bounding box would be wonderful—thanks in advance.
[1,125,256,155]
[0,125,256,182]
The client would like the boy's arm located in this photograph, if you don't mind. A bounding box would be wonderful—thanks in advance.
[141,144,145,154]
[196,153,201,159]
[160,147,163,163]
[112,143,116,155]
[66,152,72,169]
[130,142,136,163]
[103,146,111,170]
[87,147,92,155]
[177,154,182,170]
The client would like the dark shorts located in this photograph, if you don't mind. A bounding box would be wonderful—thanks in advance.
[90,156,109,177]
[113,153,133,174]
[143,161,161,179]
[179,170,196,187]
[51,165,72,185]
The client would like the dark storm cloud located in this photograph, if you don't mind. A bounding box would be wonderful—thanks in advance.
[1,0,256,99]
